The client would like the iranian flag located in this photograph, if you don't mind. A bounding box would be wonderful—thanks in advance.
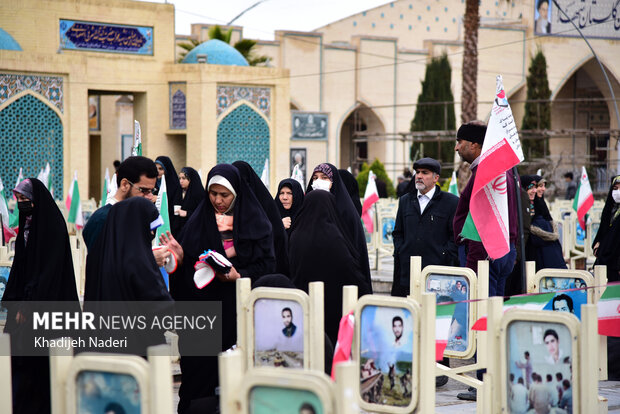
[66,171,84,229]
[132,120,142,156]
[449,170,459,196]
[598,283,620,337]
[331,311,355,380]
[260,158,270,190]
[572,166,594,231]
[462,75,524,259]
[100,168,110,207]
[0,176,17,243]
[472,292,555,331]
[361,170,379,233]
[435,303,456,360]
[155,175,171,241]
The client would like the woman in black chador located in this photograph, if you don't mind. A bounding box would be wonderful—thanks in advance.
[2,178,79,414]
[338,169,363,216]
[289,190,372,345]
[522,175,566,270]
[85,196,172,302]
[156,156,182,236]
[171,167,204,237]
[173,164,275,413]
[306,163,372,289]
[275,178,305,237]
[84,197,173,354]
[593,175,620,282]
[233,160,289,276]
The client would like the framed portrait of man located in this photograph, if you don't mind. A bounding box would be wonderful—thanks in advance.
[421,266,478,359]
[64,355,151,414]
[529,269,594,320]
[245,288,311,370]
[354,296,419,413]
[290,148,306,185]
[500,311,580,414]
[241,370,334,414]
[253,298,305,369]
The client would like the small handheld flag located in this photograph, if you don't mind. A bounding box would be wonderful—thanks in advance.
[132,120,142,156]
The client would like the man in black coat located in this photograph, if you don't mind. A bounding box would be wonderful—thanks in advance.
[391,157,459,388]
[391,158,459,297]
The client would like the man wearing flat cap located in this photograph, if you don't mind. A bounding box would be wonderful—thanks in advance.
[453,121,518,296]
[392,157,459,297]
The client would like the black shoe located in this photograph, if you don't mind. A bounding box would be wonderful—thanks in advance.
[456,387,477,401]
[436,375,449,387]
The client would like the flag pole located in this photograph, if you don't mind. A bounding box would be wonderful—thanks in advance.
[512,166,526,294]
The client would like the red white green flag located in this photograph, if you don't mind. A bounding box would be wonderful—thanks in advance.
[572,166,594,231]
[472,292,555,331]
[66,171,84,229]
[361,170,379,233]
[449,171,459,196]
[0,176,17,243]
[436,303,456,360]
[461,75,524,259]
[100,168,110,207]
[132,120,142,156]
[598,283,620,337]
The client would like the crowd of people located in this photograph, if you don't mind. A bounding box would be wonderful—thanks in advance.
[2,119,619,413]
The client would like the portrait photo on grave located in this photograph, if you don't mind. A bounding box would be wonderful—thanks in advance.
[360,305,414,407]
[539,277,587,320]
[254,298,304,368]
[381,217,395,244]
[249,386,323,414]
[76,370,141,414]
[426,274,470,353]
[0,266,9,319]
[506,321,573,414]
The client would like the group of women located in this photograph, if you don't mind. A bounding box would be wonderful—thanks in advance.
[2,159,374,413]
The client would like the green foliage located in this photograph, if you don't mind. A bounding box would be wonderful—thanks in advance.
[410,54,456,177]
[208,26,233,44]
[177,25,269,66]
[356,159,396,198]
[177,38,201,63]
[522,49,551,159]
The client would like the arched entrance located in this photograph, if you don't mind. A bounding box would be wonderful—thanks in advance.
[551,59,620,192]
[0,93,63,199]
[217,103,270,174]
[340,104,385,174]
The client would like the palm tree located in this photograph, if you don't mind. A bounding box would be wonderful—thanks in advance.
[461,0,480,123]
[177,38,201,63]
[177,25,268,66]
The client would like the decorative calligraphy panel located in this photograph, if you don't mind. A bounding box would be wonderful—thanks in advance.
[216,86,271,120]
[59,20,153,55]
[0,73,63,112]
[217,104,270,174]
[537,0,620,40]
[291,111,328,140]
[0,94,63,200]
[169,82,187,130]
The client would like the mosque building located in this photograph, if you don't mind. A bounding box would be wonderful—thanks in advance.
[1,0,619,201]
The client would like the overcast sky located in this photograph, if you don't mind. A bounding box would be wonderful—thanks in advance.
[140,0,392,40]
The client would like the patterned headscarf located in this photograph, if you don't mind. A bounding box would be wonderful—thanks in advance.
[312,163,334,181]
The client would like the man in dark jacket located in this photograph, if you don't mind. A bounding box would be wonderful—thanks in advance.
[391,157,459,297]
[391,157,459,388]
